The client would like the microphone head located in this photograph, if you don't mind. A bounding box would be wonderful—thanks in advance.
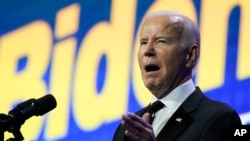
[3,94,57,132]
[35,94,57,116]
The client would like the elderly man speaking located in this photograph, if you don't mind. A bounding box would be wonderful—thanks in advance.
[113,11,241,141]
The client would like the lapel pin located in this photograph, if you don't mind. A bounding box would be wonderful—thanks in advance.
[176,117,182,123]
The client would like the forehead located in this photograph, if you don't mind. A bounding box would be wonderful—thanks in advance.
[140,14,184,37]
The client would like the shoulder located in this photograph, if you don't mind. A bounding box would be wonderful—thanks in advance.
[199,97,242,141]
[199,96,241,126]
[182,88,242,140]
[187,87,238,114]
[201,95,237,113]
[184,87,241,123]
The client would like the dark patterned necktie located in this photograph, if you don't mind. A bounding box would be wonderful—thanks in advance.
[148,101,165,124]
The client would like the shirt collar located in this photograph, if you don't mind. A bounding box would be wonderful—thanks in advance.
[151,79,196,110]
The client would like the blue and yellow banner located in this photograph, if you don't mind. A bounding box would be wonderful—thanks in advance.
[0,0,249,140]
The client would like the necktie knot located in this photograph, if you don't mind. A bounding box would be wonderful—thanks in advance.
[148,101,164,124]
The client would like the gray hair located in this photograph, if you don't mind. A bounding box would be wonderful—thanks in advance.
[145,11,200,75]
[146,11,200,48]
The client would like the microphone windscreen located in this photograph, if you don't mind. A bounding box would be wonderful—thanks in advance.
[35,94,57,116]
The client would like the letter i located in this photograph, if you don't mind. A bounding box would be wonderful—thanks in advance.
[45,3,80,140]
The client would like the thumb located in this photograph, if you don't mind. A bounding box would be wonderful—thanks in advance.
[142,112,150,123]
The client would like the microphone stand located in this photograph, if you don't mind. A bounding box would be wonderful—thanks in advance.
[0,113,24,141]
[0,113,8,141]
[6,123,24,141]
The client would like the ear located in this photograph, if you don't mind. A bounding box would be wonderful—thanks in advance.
[185,45,198,68]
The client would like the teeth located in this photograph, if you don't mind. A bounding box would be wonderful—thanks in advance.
[145,65,160,72]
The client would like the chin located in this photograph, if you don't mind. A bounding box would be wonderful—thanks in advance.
[145,81,166,97]
[145,83,159,93]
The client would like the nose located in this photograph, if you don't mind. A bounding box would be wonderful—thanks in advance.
[145,49,156,57]
[144,42,156,57]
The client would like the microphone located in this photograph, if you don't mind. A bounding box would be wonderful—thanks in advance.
[0,94,57,132]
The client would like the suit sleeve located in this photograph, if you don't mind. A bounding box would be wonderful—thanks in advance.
[113,124,123,141]
[201,110,242,141]
[113,123,131,141]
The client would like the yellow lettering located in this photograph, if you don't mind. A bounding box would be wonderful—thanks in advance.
[55,3,80,38]
[0,21,51,140]
[45,3,80,140]
[45,39,76,139]
[73,0,136,130]
[197,0,250,90]
[132,0,197,106]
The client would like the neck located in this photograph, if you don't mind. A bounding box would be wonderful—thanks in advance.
[156,75,192,99]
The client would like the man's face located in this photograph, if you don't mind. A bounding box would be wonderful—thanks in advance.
[138,15,188,97]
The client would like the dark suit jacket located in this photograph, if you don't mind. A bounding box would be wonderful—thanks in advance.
[113,87,242,141]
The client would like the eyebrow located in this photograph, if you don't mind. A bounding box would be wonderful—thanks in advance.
[140,36,171,42]
[155,36,169,40]
[140,37,148,42]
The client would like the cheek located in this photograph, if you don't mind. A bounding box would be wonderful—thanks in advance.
[162,55,180,73]
[138,47,144,57]
[137,50,143,68]
[164,57,186,75]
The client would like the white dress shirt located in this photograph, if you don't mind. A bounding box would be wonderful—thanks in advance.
[150,79,196,136]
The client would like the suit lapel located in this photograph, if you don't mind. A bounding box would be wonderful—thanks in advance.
[156,87,204,141]
[156,106,193,141]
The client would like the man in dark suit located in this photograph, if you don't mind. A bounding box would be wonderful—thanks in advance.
[113,11,242,141]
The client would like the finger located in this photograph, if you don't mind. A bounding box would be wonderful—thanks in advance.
[122,113,153,136]
[122,113,146,131]
[125,113,155,137]
[122,113,156,141]
[126,113,151,128]
[122,118,137,134]
[122,116,141,141]
[125,129,141,141]
[142,112,150,123]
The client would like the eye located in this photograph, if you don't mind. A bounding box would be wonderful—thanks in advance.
[159,40,166,43]
[157,39,167,45]
[140,39,148,46]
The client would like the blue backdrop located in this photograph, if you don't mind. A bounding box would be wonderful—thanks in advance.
[0,0,249,140]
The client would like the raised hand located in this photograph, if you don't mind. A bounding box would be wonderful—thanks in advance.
[122,112,156,141]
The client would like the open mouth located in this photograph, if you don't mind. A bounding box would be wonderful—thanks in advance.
[145,65,160,72]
